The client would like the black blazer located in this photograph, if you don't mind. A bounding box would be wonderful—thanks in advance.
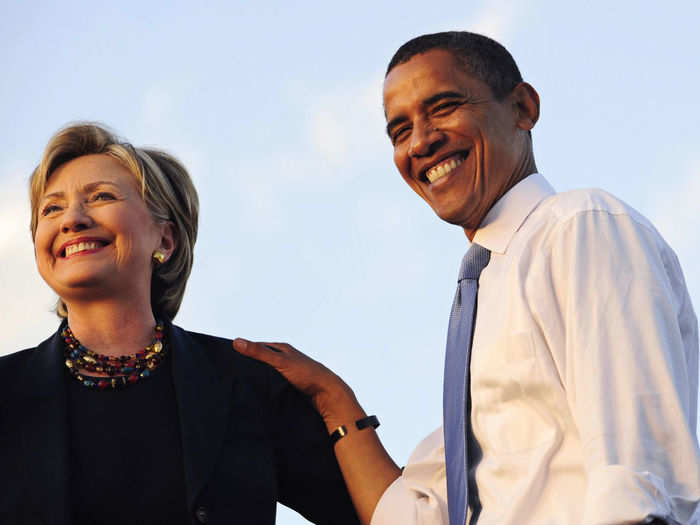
[0,323,359,525]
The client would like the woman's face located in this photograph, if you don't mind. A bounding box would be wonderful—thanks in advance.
[34,154,172,308]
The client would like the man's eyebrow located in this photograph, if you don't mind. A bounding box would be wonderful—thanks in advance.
[385,91,466,137]
[423,90,465,106]
[40,180,120,203]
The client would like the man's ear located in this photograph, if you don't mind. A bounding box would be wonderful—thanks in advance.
[511,82,540,132]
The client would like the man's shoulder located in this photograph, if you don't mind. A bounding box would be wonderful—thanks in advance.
[533,186,657,237]
[548,187,646,221]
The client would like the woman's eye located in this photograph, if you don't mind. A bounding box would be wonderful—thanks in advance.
[91,192,116,202]
[41,204,61,216]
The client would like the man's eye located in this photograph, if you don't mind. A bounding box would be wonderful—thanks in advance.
[392,127,410,144]
[432,101,459,115]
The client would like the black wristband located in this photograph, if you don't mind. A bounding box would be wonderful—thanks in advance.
[355,415,380,430]
[330,415,380,445]
[329,425,348,445]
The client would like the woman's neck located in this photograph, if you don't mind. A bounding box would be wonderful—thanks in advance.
[65,299,159,358]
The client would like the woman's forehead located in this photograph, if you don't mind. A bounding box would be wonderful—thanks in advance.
[43,154,139,195]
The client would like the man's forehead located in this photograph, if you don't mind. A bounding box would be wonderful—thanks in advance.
[383,50,479,112]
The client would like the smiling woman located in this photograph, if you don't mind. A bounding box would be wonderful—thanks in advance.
[0,123,359,524]
[34,155,174,318]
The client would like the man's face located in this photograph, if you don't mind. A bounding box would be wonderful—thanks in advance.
[383,49,534,238]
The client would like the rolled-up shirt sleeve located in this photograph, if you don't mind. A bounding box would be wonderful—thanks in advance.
[371,427,448,525]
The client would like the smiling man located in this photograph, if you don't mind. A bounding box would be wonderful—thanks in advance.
[235,32,700,524]
[377,31,700,525]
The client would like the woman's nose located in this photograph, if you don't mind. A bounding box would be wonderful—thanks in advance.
[60,203,93,233]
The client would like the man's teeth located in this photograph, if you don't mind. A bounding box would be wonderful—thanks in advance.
[65,241,101,257]
[426,157,463,183]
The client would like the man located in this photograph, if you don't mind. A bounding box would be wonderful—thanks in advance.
[235,32,700,524]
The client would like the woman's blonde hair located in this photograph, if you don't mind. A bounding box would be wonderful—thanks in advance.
[29,123,199,320]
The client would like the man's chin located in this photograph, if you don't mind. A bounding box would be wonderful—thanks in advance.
[432,205,471,228]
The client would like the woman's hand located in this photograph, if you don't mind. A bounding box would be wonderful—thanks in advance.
[232,339,358,428]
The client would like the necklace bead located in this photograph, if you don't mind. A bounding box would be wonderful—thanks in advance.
[62,322,167,390]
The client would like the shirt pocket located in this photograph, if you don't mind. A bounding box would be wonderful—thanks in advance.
[472,332,561,455]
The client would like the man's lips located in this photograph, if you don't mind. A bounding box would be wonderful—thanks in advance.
[58,238,109,258]
[421,151,470,184]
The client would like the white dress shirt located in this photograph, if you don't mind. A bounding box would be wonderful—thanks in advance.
[371,174,700,525]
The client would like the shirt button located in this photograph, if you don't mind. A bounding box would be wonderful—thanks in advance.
[194,506,208,523]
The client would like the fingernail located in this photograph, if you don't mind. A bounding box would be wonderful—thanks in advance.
[234,338,248,349]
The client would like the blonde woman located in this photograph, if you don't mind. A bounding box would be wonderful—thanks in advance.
[0,123,358,525]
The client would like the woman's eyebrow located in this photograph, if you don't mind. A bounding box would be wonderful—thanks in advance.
[40,181,120,203]
[81,180,120,193]
[40,190,64,203]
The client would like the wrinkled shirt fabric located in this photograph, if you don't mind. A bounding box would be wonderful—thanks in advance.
[371,174,700,525]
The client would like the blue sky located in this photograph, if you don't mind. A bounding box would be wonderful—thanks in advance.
[1,1,698,522]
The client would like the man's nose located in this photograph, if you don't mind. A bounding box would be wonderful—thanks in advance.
[408,121,444,158]
[60,202,93,233]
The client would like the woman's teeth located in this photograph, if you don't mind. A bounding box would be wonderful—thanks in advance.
[426,156,463,183]
[65,241,101,257]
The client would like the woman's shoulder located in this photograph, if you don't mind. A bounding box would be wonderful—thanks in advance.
[0,347,37,376]
[1,331,55,366]
[0,331,59,395]
[169,324,284,385]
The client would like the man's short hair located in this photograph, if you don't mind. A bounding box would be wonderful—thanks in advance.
[386,31,523,100]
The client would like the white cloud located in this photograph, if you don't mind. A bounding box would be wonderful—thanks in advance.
[141,85,174,130]
[235,174,285,232]
[309,109,347,163]
[464,0,525,42]
[649,157,700,272]
[305,73,386,170]
[226,73,389,231]
[647,157,700,339]
[0,161,58,354]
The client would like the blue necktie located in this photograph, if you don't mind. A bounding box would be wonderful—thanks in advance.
[444,243,491,525]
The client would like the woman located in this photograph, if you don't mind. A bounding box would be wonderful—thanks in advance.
[0,123,358,525]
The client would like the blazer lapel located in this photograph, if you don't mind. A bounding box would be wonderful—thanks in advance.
[15,329,69,525]
[169,325,233,512]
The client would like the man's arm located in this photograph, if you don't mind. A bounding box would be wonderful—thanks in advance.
[233,339,401,524]
[537,208,700,524]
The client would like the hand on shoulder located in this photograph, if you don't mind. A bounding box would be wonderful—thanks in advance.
[233,339,360,427]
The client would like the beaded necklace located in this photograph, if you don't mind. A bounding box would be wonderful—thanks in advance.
[62,321,167,390]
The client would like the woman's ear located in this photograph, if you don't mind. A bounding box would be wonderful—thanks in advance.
[157,221,177,263]
[511,82,540,132]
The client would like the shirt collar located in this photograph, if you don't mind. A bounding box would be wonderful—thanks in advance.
[472,173,555,254]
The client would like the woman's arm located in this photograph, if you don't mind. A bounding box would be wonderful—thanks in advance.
[233,339,401,525]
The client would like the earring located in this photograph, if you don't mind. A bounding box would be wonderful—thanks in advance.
[152,250,166,265]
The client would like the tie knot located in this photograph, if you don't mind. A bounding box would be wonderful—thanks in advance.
[458,243,491,281]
